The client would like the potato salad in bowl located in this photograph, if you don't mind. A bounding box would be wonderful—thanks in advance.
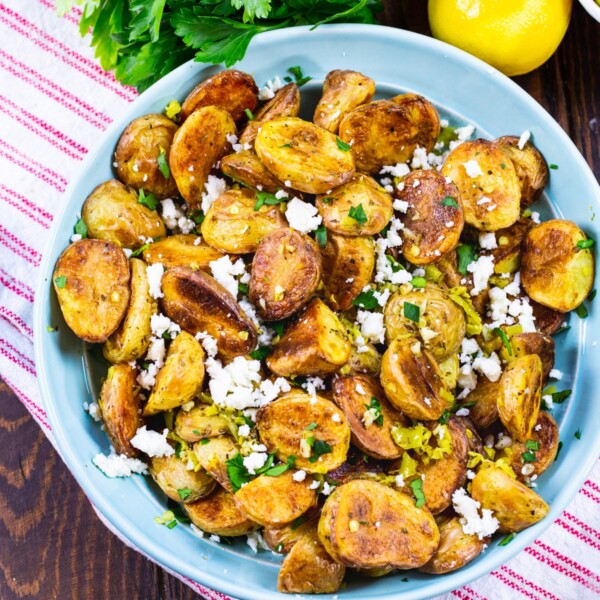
[50,65,595,595]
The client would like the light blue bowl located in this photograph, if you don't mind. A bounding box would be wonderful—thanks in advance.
[34,24,600,600]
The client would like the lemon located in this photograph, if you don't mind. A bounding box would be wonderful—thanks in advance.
[428,0,572,76]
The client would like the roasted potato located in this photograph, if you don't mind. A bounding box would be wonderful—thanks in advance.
[495,135,548,208]
[174,403,230,443]
[468,378,501,430]
[266,299,351,377]
[326,449,387,486]
[254,117,355,194]
[521,219,594,312]
[380,338,450,421]
[144,331,205,416]
[338,94,440,173]
[82,179,166,249]
[397,170,464,264]
[234,470,317,527]
[201,188,286,254]
[142,234,225,271]
[530,300,564,335]
[103,258,155,363]
[497,354,543,442]
[332,374,407,460]
[185,487,260,536]
[509,411,560,482]
[161,266,257,358]
[314,69,376,133]
[262,509,320,554]
[98,363,142,457]
[315,174,393,236]
[384,284,466,362]
[501,332,555,382]
[439,354,460,390]
[471,465,549,532]
[321,233,375,310]
[114,114,179,198]
[278,529,346,594]
[318,479,439,569]
[256,390,350,473]
[53,239,130,342]
[482,218,531,274]
[441,139,521,231]
[193,435,238,492]
[149,454,216,503]
[170,106,236,209]
[180,69,258,123]
[419,516,488,574]
[249,228,322,321]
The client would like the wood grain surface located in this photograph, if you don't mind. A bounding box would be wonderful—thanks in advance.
[1,2,598,599]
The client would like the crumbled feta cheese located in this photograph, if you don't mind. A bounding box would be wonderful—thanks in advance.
[123,248,133,258]
[302,376,326,398]
[210,535,221,543]
[455,125,475,143]
[355,383,366,395]
[530,211,541,224]
[150,313,181,339]
[463,160,483,178]
[258,76,284,101]
[131,426,175,458]
[243,452,268,474]
[543,394,554,410]
[380,163,410,178]
[549,369,563,380]
[393,199,409,213]
[467,255,495,296]
[201,175,227,214]
[246,531,270,553]
[70,233,82,243]
[411,146,431,170]
[285,198,322,233]
[495,432,513,450]
[413,179,421,188]
[395,474,405,487]
[93,450,148,478]
[210,255,248,298]
[455,407,470,417]
[477,196,492,205]
[137,362,159,390]
[373,288,391,307]
[146,337,166,368]
[467,470,476,480]
[161,198,185,230]
[479,232,497,250]
[331,413,341,423]
[356,310,385,344]
[472,352,503,382]
[308,479,320,490]
[518,130,531,149]
[374,240,411,285]
[321,481,335,496]
[237,424,251,438]
[457,364,477,396]
[293,470,307,482]
[452,488,499,540]
[146,263,165,299]
[83,401,102,422]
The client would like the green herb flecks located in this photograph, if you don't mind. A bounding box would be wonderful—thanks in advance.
[410,276,427,288]
[315,224,327,248]
[157,148,170,179]
[575,429,582,440]
[403,301,420,323]
[409,478,426,508]
[177,488,193,501]
[308,439,332,463]
[521,451,537,463]
[54,276,67,289]
[336,137,351,152]
[138,188,159,211]
[576,239,594,250]
[286,65,312,87]
[364,396,383,426]
[74,218,88,238]
[238,282,249,296]
[440,196,459,209]
[499,532,516,546]
[348,203,367,224]
[254,191,282,211]
[131,243,150,257]
[493,327,512,356]
[457,244,477,275]
[249,346,271,360]
[352,289,379,310]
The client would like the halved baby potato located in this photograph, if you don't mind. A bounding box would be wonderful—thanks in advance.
[397,170,464,264]
[326,449,387,486]
[144,331,205,416]
[521,219,594,312]
[254,117,355,194]
[315,174,393,236]
[380,337,450,421]
[497,354,543,442]
[266,299,351,377]
[174,403,230,443]
[161,266,257,358]
[530,300,565,336]
[338,94,440,173]
[257,391,350,473]
[500,332,555,382]
[53,239,130,342]
[170,106,236,209]
[103,258,155,364]
[313,69,376,133]
[149,454,216,503]
[193,435,238,493]
[234,470,317,527]
[482,218,531,274]
[318,479,439,569]
[82,179,166,249]
[98,363,142,457]
[262,509,320,554]
[441,139,521,231]
[471,465,549,532]
[332,374,407,460]
[181,69,258,123]
[249,228,322,321]
[142,234,225,271]
[114,114,179,198]
[467,377,501,430]
[201,188,286,254]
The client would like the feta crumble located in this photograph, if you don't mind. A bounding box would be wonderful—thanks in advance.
[479,232,498,250]
[210,255,248,298]
[452,488,499,540]
[93,450,148,478]
[293,470,307,482]
[467,255,495,296]
[285,198,322,233]
[518,130,531,149]
[131,426,175,458]
[463,160,483,178]
[146,263,165,299]
[356,310,385,344]
[201,175,227,214]
[258,76,284,101]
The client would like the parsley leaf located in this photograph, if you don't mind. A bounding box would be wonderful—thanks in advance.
[493,327,512,355]
[306,422,318,431]
[410,276,427,288]
[576,303,589,319]
[521,451,537,463]
[308,439,332,463]
[238,282,249,295]
[440,196,458,209]
[54,276,67,289]
[157,148,170,179]
[249,346,271,360]
[525,440,540,451]
[575,429,582,439]
[403,301,420,323]
[287,65,312,87]
[74,218,88,238]
[336,137,351,152]
[315,224,327,248]
[254,191,282,210]
[177,487,193,501]
[364,396,383,426]
[576,239,594,250]
[353,289,379,310]
[457,243,477,275]
[551,389,572,404]
[138,188,159,211]
[409,478,426,508]
[348,203,367,224]
[225,453,251,492]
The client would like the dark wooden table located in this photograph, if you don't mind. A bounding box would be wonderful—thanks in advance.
[1,3,598,599]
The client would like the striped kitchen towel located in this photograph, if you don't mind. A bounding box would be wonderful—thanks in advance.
[0,1,599,599]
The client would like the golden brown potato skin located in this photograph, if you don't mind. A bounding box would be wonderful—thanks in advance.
[338,94,440,173]
[419,516,487,574]
[441,139,521,231]
[256,391,350,473]
[149,454,216,503]
[315,174,393,236]
[104,258,155,364]
[468,378,501,430]
[114,114,179,198]
[530,300,564,335]
[174,404,230,443]
[397,170,464,264]
[161,266,257,358]
[314,69,375,133]
[99,363,142,457]
[185,487,260,536]
[170,106,236,209]
[144,331,205,416]
[380,338,449,421]
[262,509,320,554]
[201,188,286,254]
[521,219,594,312]
[82,179,166,249]
[483,218,531,274]
[254,117,355,194]
[318,480,440,569]
[502,332,555,382]
[180,69,258,123]
[53,239,130,343]
[332,374,407,460]
[249,228,322,321]
[142,234,225,271]
[278,529,345,594]
[234,470,317,527]
[495,135,548,209]
[193,436,238,493]
[471,465,549,532]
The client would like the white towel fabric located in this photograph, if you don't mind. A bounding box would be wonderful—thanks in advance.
[0,1,599,599]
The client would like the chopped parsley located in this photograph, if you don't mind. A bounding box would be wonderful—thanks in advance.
[254,191,282,211]
[353,289,379,310]
[576,303,589,319]
[189,209,205,225]
[321,197,335,204]
[244,108,254,121]
[272,321,286,337]
[410,276,427,288]
[493,327,512,356]
[249,346,271,360]
[525,440,540,451]
[308,439,332,463]
[264,454,297,477]
[315,224,327,248]
[280,142,293,148]
[74,218,88,238]
[457,243,477,275]
[157,148,170,179]
[348,203,367,224]
[521,451,537,463]
[403,301,420,323]
[386,254,405,272]
[549,163,559,170]
[54,276,67,289]
[336,137,351,152]
[364,396,383,426]
[575,429,582,439]
[286,65,312,87]
[138,188,159,211]
[177,488,193,501]
[576,239,594,250]
[238,282,249,295]
[306,422,318,431]
[551,389,572,404]
[290,514,309,530]
[554,441,563,461]
[226,453,251,492]
[499,532,516,546]
[409,478,426,508]
[131,242,150,257]
[440,196,459,209]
